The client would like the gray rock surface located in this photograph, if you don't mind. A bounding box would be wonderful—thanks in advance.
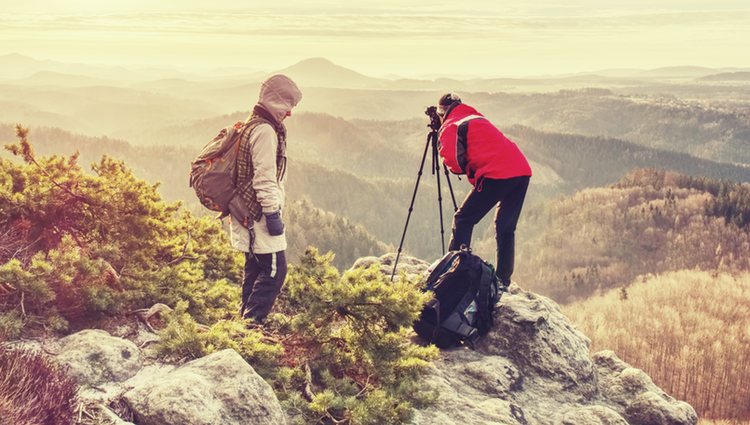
[352,253,430,280]
[123,349,285,425]
[477,285,598,401]
[409,283,697,425]
[55,329,142,386]
[560,405,629,425]
[594,350,698,425]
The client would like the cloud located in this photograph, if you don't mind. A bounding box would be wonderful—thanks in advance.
[2,10,749,39]
[1,9,748,76]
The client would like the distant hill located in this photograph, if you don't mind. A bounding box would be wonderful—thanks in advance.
[276,57,384,89]
[10,71,117,87]
[0,53,199,82]
[635,66,717,78]
[473,90,750,165]
[507,125,750,188]
[7,119,750,265]
[698,71,750,82]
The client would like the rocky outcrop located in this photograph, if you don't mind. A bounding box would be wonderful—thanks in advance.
[357,254,696,425]
[123,349,285,425]
[411,281,698,425]
[55,329,142,386]
[51,330,284,425]
[43,253,697,425]
[593,351,698,425]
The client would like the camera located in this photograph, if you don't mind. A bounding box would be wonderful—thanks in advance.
[425,105,442,131]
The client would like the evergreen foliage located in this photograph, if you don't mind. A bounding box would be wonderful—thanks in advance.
[154,248,439,424]
[155,301,282,378]
[274,248,439,425]
[0,126,242,333]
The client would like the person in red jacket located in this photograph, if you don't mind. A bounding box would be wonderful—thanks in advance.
[437,93,532,289]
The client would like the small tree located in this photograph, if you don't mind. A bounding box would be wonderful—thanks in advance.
[275,248,438,425]
[0,126,243,333]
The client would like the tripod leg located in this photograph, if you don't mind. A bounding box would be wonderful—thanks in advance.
[443,164,459,211]
[432,134,446,255]
[391,134,431,281]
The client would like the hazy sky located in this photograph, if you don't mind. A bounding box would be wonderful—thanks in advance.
[2,0,749,77]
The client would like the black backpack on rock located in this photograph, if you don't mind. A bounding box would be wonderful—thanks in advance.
[413,247,501,348]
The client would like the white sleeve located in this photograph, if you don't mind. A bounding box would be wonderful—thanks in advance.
[249,124,281,214]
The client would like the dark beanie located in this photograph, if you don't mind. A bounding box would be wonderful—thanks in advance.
[439,93,461,107]
[438,93,462,118]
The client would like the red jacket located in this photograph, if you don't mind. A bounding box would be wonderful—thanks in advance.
[438,104,532,186]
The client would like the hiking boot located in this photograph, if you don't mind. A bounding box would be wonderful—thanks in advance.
[243,317,266,331]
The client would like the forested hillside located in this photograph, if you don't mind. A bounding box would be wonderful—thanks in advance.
[474,89,750,165]
[4,116,749,264]
[508,126,750,189]
[284,200,387,269]
[564,271,750,421]
[513,169,750,302]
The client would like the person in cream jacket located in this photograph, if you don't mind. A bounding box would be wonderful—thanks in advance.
[231,74,302,324]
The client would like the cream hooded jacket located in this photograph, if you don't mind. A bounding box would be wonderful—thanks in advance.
[230,74,302,254]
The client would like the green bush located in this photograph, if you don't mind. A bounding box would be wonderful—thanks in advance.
[0,126,242,332]
[276,248,438,425]
[156,301,283,377]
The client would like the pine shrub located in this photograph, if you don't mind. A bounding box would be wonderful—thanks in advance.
[276,248,438,425]
[0,126,242,333]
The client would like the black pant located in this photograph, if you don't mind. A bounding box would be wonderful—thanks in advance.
[240,251,287,322]
[448,176,530,285]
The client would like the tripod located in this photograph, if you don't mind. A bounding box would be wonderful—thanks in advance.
[391,107,459,281]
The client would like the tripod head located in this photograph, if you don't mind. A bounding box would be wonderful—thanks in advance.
[425,106,442,132]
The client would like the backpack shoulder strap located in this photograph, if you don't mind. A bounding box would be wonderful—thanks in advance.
[475,263,497,335]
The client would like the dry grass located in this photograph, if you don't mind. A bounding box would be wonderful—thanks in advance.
[0,345,78,425]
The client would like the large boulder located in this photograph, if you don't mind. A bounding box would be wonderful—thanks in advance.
[593,351,698,425]
[123,349,285,425]
[404,280,697,425]
[55,329,142,386]
[352,254,698,425]
[412,349,527,425]
[477,285,599,401]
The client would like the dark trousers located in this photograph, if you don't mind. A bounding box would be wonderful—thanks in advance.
[240,251,287,322]
[448,176,530,285]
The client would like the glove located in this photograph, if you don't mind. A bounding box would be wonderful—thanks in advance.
[265,211,284,236]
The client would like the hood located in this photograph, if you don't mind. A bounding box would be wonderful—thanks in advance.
[257,74,303,123]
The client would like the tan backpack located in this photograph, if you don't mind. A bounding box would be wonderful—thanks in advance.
[189,121,250,220]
